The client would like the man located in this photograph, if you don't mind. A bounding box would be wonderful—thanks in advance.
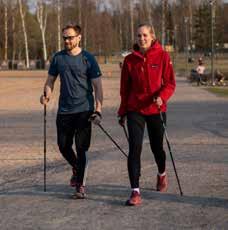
[118,24,175,206]
[40,24,103,199]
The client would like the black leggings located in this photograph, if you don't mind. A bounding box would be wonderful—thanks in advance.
[56,111,92,184]
[127,111,166,188]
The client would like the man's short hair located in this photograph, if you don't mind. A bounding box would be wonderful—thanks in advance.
[62,24,81,35]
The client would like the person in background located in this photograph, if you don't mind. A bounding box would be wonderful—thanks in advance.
[118,23,176,206]
[196,57,206,86]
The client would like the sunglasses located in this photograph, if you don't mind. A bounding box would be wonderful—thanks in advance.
[62,35,78,41]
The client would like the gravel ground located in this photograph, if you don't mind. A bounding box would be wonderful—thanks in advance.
[0,67,227,230]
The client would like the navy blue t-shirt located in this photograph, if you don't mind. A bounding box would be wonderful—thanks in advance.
[48,50,102,114]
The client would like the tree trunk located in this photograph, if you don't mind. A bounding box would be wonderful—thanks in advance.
[12,12,16,61]
[18,0,29,68]
[146,0,152,24]
[83,16,87,49]
[130,1,134,45]
[188,0,193,54]
[119,17,123,50]
[57,0,61,51]
[78,0,82,25]
[4,1,8,61]
[36,1,47,61]
[162,0,166,47]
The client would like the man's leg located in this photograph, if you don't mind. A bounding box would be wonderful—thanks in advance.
[56,114,77,169]
[74,111,92,189]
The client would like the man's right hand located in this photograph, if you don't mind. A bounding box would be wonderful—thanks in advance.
[40,94,49,105]
[118,115,126,127]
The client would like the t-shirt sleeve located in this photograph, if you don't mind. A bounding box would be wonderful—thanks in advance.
[87,55,102,79]
[48,54,59,77]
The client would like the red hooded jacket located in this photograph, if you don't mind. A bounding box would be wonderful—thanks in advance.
[118,40,176,116]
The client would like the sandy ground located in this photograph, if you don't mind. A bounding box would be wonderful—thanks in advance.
[0,66,228,230]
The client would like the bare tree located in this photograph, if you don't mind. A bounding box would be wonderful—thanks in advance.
[162,0,168,47]
[82,0,88,49]
[18,0,29,68]
[77,0,82,25]
[57,0,61,51]
[117,0,123,50]
[4,0,8,61]
[36,0,48,61]
[130,0,134,44]
[146,0,153,24]
[12,8,16,61]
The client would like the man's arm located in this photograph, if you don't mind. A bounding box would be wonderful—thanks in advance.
[91,77,103,113]
[40,75,57,104]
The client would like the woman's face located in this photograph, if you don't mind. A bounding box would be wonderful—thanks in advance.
[136,26,155,51]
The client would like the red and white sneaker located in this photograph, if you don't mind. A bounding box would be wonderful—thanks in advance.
[125,191,142,206]
[156,174,168,192]
[70,168,77,187]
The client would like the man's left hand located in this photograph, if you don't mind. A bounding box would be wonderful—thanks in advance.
[89,111,102,125]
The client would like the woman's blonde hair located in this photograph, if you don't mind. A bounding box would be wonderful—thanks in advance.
[137,23,156,38]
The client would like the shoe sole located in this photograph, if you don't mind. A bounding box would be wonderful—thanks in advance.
[156,187,168,192]
[125,200,142,206]
[72,193,86,199]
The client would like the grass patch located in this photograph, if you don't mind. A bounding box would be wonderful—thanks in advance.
[205,87,228,97]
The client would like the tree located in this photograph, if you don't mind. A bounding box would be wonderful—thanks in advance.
[3,0,8,61]
[57,0,61,51]
[130,0,134,45]
[36,0,48,61]
[18,0,29,68]
[161,0,168,47]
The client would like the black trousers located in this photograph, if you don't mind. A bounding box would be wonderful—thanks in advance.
[56,111,92,185]
[127,111,166,188]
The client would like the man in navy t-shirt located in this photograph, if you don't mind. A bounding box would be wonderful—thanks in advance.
[40,24,103,199]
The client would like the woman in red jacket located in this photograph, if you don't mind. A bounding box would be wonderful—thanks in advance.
[118,23,176,206]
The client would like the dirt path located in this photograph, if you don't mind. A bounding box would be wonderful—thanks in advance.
[0,69,227,230]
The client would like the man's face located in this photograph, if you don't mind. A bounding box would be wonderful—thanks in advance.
[62,28,81,51]
[136,26,155,51]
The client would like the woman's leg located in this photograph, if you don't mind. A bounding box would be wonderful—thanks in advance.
[146,113,166,174]
[127,112,145,188]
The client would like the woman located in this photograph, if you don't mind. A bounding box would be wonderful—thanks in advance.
[118,24,176,206]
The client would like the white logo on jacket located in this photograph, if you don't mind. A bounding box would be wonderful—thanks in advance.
[151,64,159,68]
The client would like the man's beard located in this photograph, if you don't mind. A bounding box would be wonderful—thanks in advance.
[65,43,78,51]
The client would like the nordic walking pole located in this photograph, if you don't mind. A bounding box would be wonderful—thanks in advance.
[123,125,129,142]
[159,108,183,196]
[97,124,128,158]
[43,92,47,192]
